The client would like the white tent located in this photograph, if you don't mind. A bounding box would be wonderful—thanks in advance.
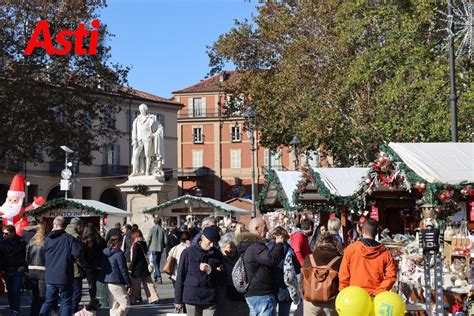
[144,195,249,216]
[389,142,474,184]
[69,199,131,216]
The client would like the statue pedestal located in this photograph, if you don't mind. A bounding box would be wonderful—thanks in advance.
[117,175,175,240]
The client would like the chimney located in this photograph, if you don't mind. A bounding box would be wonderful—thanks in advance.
[219,71,227,82]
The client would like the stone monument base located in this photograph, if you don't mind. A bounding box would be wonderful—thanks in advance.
[117,175,176,240]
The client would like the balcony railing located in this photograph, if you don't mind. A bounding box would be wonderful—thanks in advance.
[101,164,129,176]
[49,160,80,174]
[177,167,214,178]
[178,111,221,119]
[0,159,23,172]
[178,110,243,119]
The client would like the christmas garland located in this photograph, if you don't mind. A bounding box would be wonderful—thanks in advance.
[380,144,471,206]
[26,198,107,216]
[257,170,293,213]
[143,194,242,216]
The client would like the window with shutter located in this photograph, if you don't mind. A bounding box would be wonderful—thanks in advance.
[231,125,241,142]
[188,98,193,117]
[230,149,241,169]
[192,98,204,117]
[192,150,203,168]
[193,127,203,143]
[264,149,282,170]
[115,145,121,165]
[201,97,206,116]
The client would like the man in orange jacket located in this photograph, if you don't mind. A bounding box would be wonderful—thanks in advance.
[338,218,397,296]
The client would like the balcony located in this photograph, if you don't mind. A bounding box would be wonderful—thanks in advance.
[101,164,129,176]
[1,159,23,172]
[177,167,214,178]
[49,160,80,174]
[178,111,221,119]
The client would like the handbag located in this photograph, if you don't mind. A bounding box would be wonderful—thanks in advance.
[138,243,155,275]
[163,255,177,275]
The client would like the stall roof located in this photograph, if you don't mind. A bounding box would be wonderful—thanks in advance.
[143,195,249,215]
[314,168,370,197]
[27,198,131,217]
[389,142,474,184]
[69,199,131,216]
[274,171,302,206]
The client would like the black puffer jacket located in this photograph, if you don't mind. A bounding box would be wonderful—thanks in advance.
[26,241,45,270]
[2,235,27,274]
[236,233,284,298]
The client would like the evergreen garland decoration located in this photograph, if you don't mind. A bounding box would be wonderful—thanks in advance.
[380,144,471,206]
[144,194,240,215]
[26,198,107,216]
[257,170,293,213]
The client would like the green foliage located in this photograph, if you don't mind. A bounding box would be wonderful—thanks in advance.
[0,1,129,164]
[208,0,473,165]
[27,198,106,216]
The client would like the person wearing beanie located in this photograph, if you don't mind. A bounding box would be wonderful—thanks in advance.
[174,226,223,315]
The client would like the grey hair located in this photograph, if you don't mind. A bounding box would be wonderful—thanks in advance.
[53,216,66,229]
[202,216,216,228]
[327,218,341,235]
[218,232,236,248]
[70,217,82,227]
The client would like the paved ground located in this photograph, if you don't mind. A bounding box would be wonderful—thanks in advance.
[0,277,177,315]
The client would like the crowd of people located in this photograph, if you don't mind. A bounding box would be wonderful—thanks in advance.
[169,215,397,316]
[0,213,397,316]
[0,215,165,316]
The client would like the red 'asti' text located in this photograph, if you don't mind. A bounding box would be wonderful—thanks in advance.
[24,20,100,56]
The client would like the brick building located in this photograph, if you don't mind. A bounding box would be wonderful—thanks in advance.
[173,71,297,203]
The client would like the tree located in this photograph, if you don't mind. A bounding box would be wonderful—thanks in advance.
[208,0,473,165]
[0,0,129,165]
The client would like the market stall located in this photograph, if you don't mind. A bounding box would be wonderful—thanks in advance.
[143,194,249,227]
[357,143,474,315]
[26,198,131,235]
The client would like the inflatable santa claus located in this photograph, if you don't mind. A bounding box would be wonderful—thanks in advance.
[0,174,47,235]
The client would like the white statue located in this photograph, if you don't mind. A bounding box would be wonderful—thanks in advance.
[130,103,164,176]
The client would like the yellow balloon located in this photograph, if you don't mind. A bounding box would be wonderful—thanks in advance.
[373,291,406,316]
[336,286,372,316]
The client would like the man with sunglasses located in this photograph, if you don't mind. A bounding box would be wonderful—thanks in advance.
[1,224,27,316]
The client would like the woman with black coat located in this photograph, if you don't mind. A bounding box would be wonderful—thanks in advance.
[25,222,49,316]
[82,223,107,308]
[99,234,131,316]
[129,229,159,305]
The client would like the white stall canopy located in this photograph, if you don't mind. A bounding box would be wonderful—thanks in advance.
[389,142,474,184]
[143,194,249,216]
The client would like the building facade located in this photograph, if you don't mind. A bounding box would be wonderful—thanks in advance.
[173,71,298,204]
[0,87,182,212]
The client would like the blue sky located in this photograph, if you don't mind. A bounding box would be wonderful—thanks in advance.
[99,0,256,98]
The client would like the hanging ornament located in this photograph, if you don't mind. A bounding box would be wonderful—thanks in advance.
[438,190,450,203]
[370,204,379,221]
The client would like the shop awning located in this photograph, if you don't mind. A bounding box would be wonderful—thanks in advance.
[143,195,249,215]
[388,142,474,184]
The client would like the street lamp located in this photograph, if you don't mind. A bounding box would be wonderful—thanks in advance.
[289,135,301,170]
[60,145,74,199]
[243,106,257,218]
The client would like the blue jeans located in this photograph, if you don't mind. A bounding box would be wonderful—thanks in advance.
[245,295,276,316]
[151,251,162,279]
[4,271,23,314]
[39,284,73,316]
[72,277,82,313]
